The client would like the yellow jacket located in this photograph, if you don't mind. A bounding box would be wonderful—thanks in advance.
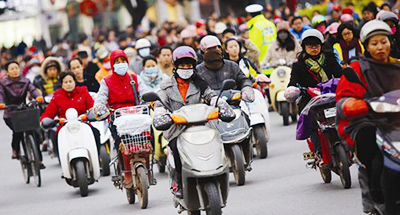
[247,14,277,63]
[333,41,365,64]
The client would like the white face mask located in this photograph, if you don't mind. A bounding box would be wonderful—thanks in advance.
[176,68,194,80]
[103,62,111,70]
[138,48,150,57]
[30,66,41,75]
[113,63,128,76]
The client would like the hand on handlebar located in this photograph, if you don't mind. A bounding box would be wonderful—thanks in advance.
[36,96,44,103]
[0,103,5,109]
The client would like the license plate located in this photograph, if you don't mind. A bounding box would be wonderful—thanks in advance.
[324,108,337,118]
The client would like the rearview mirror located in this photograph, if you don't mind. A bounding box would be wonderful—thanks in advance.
[221,79,236,91]
[142,92,161,102]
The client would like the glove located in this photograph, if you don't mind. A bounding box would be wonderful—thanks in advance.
[338,98,369,120]
[93,105,110,121]
[154,114,173,131]
[218,103,236,122]
[0,103,6,109]
[241,86,255,102]
[210,96,228,107]
[36,96,44,103]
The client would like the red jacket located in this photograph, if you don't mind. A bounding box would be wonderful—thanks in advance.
[104,49,139,109]
[40,86,94,121]
[336,61,368,147]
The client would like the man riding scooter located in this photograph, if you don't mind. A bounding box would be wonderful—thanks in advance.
[153,46,232,198]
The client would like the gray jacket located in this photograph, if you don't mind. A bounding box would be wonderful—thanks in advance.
[196,60,253,90]
[154,76,215,141]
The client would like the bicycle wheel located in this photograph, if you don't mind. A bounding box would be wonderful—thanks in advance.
[26,133,41,187]
[20,137,30,184]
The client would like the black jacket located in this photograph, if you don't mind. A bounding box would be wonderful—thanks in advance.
[196,60,252,91]
[288,52,342,110]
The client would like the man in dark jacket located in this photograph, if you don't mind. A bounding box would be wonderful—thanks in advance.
[196,35,254,102]
[68,58,100,92]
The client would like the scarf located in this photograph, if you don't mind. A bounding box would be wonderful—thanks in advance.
[304,53,329,82]
[140,70,163,90]
[204,49,224,71]
[339,38,362,63]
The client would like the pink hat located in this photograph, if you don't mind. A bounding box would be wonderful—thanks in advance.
[340,14,354,22]
[328,22,340,34]
[181,29,196,39]
[277,21,290,31]
[200,35,221,52]
[238,23,249,33]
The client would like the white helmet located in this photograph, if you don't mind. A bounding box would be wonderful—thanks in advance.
[360,20,392,43]
[135,38,151,50]
[301,29,324,45]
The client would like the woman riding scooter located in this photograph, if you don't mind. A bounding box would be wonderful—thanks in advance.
[153,46,231,197]
[336,20,400,215]
[93,49,148,186]
[0,61,44,164]
[288,29,342,157]
[40,72,100,152]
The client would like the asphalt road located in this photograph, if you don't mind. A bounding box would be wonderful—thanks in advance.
[0,111,363,215]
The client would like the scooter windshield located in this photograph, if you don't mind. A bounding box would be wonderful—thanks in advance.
[370,90,400,113]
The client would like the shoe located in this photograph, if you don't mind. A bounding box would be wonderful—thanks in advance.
[172,180,183,199]
[11,150,19,159]
[42,143,48,152]
[39,163,46,169]
[123,172,133,187]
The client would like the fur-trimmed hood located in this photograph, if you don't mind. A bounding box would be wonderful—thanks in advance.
[40,57,65,80]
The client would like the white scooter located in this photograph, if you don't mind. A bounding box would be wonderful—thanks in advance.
[90,92,113,176]
[242,89,271,159]
[42,108,100,197]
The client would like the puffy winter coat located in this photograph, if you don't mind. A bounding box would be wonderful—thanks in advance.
[33,57,63,96]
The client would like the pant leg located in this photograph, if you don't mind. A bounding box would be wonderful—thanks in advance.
[4,118,22,152]
[382,166,400,215]
[169,138,182,176]
[359,166,376,213]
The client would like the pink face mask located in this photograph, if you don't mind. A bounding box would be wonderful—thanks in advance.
[392,27,397,34]
[317,25,327,34]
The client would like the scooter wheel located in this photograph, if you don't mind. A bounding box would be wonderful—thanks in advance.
[254,125,268,159]
[75,160,89,197]
[100,145,110,176]
[336,145,351,189]
[188,210,201,215]
[318,166,332,184]
[204,182,222,215]
[281,102,290,126]
[136,166,149,209]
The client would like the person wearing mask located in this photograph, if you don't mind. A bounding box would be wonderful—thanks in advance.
[40,71,100,151]
[336,20,400,215]
[0,61,44,164]
[156,46,174,76]
[325,22,340,51]
[245,3,277,75]
[312,15,328,34]
[238,23,261,71]
[290,16,312,41]
[333,23,364,65]
[139,56,169,91]
[24,58,42,83]
[196,35,254,101]
[132,38,152,74]
[263,21,302,66]
[68,58,100,92]
[34,56,63,96]
[379,11,400,58]
[288,29,342,157]
[154,46,231,197]
[93,49,148,186]
[94,47,111,82]
[224,37,259,79]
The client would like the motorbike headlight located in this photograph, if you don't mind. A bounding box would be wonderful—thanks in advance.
[277,69,286,78]
[67,122,81,134]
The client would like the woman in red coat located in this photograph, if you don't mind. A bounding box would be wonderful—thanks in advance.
[40,72,100,152]
[336,20,400,215]
[93,49,148,186]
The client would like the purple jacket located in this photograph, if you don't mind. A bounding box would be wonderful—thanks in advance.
[0,76,41,118]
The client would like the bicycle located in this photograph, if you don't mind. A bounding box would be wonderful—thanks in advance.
[6,102,42,187]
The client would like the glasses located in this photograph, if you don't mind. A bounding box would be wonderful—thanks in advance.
[305,44,321,49]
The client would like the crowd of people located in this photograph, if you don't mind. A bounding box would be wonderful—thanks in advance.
[1,1,400,214]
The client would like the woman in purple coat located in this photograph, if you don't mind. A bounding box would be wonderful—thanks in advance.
[0,61,43,160]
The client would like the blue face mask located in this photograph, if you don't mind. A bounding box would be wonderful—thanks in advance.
[138,48,150,57]
[144,66,159,75]
[113,63,128,76]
